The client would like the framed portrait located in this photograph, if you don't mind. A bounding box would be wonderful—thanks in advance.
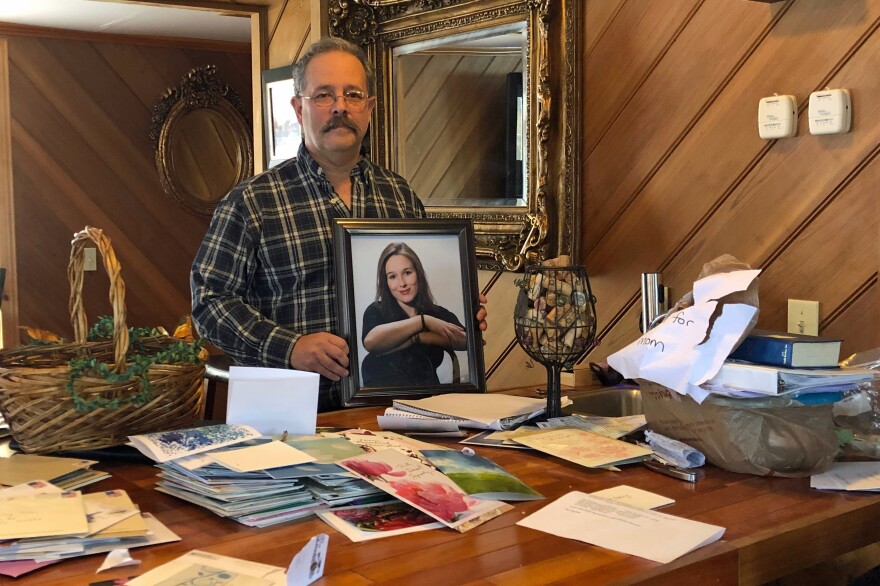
[333,218,486,406]
[261,65,301,169]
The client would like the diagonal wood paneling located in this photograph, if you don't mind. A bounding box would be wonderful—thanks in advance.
[578,0,880,366]
[583,0,789,255]
[584,0,626,57]
[5,31,251,342]
[400,53,521,202]
[583,0,702,157]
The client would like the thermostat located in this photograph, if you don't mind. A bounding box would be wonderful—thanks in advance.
[809,88,851,135]
[758,94,797,139]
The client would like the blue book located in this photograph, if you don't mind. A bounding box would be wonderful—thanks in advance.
[729,330,841,368]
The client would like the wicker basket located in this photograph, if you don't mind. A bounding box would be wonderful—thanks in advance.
[0,226,205,453]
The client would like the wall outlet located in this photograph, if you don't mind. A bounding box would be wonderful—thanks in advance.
[787,299,819,336]
[83,247,97,271]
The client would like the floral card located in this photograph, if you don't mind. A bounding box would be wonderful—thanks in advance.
[316,500,442,542]
[337,449,508,532]
[128,424,262,463]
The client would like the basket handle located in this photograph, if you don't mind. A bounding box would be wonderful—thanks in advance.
[68,226,129,372]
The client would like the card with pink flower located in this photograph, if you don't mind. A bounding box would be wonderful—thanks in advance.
[337,449,508,532]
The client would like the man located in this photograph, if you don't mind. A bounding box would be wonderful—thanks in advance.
[191,37,487,412]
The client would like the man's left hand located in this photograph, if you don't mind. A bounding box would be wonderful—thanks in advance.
[476,293,488,332]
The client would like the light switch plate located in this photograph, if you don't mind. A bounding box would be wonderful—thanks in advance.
[787,299,819,336]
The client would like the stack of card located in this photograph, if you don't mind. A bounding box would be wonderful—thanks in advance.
[0,454,110,490]
[130,425,386,528]
[0,481,179,571]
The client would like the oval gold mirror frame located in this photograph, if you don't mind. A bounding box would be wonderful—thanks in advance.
[330,0,580,270]
[150,65,254,217]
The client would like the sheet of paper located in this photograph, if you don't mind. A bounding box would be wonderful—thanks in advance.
[591,485,674,509]
[693,270,761,304]
[127,550,286,586]
[207,441,316,473]
[227,366,320,436]
[287,533,328,586]
[518,491,725,563]
[607,268,760,402]
[0,491,89,540]
[96,549,140,573]
[810,462,880,491]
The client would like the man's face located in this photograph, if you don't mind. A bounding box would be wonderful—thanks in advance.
[292,51,374,160]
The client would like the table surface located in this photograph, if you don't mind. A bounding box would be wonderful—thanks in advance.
[7,405,880,586]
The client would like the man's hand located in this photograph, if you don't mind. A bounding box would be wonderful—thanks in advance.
[476,293,488,332]
[290,333,350,381]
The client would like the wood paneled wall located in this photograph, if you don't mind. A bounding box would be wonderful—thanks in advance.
[578,0,880,367]
[3,31,251,341]
[398,53,521,201]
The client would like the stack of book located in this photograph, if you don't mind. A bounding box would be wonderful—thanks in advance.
[378,393,573,434]
[0,481,179,574]
[708,330,875,397]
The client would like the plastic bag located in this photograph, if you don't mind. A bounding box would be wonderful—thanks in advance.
[834,348,880,457]
[641,380,838,477]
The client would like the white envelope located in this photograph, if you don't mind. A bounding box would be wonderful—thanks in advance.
[226,366,320,436]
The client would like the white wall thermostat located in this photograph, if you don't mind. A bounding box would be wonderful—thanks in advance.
[758,94,797,139]
[809,88,851,135]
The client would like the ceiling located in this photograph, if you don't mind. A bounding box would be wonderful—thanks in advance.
[0,0,251,43]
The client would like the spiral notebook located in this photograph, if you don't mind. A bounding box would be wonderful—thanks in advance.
[391,393,571,430]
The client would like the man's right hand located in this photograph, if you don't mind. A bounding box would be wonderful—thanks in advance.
[290,333,350,381]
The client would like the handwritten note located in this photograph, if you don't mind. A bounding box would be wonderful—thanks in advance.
[607,269,760,403]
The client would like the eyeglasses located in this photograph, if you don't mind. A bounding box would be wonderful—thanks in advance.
[299,90,370,111]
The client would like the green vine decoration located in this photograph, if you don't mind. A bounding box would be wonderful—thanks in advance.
[68,319,203,413]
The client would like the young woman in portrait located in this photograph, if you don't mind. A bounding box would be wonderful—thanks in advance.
[360,242,467,387]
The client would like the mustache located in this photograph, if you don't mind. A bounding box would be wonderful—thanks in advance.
[322,115,359,134]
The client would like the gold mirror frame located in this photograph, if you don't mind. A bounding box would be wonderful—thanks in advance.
[150,65,254,217]
[329,0,580,270]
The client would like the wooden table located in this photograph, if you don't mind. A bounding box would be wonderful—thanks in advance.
[8,406,880,585]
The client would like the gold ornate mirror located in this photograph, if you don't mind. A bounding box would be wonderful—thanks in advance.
[330,0,580,270]
[150,65,253,217]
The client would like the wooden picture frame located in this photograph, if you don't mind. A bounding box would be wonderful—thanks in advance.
[332,218,485,406]
[261,65,301,169]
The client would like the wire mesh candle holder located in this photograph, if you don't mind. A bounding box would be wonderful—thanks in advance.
[514,264,597,418]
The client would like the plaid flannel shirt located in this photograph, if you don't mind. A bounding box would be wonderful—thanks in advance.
[191,144,425,410]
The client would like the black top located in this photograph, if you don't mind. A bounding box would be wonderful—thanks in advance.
[360,301,464,387]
